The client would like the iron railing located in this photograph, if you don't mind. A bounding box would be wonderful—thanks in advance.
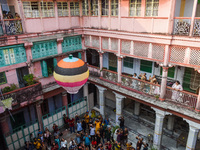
[4,19,23,35]
[173,18,191,35]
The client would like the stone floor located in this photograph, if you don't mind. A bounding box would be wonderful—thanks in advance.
[104,106,186,150]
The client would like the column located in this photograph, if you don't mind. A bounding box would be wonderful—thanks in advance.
[195,88,200,112]
[96,85,106,118]
[167,115,175,131]
[134,101,140,116]
[99,52,103,76]
[81,51,86,62]
[189,0,198,36]
[117,57,122,83]
[98,0,101,29]
[79,0,83,28]
[114,92,125,125]
[57,38,63,54]
[118,0,121,30]
[36,101,44,131]
[108,0,111,30]
[0,5,6,34]
[0,115,10,135]
[167,0,176,34]
[152,108,171,150]
[62,92,69,116]
[83,83,89,110]
[17,0,26,33]
[159,45,170,101]
[24,42,34,74]
[183,119,200,150]
[54,1,59,30]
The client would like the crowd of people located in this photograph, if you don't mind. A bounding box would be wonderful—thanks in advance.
[24,110,149,150]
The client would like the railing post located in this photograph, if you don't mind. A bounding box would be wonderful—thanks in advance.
[117,56,122,84]
[167,0,176,35]
[99,52,103,77]
[57,38,63,54]
[195,88,200,112]
[189,0,198,36]
[36,101,44,131]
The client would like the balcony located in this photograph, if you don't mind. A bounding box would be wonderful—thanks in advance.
[0,82,42,110]
[88,65,198,111]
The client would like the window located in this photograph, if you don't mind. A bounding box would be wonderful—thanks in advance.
[0,72,7,85]
[22,2,39,18]
[102,0,109,16]
[57,2,68,16]
[145,0,159,16]
[140,60,152,73]
[40,2,55,17]
[70,2,80,16]
[82,0,89,16]
[123,57,134,68]
[111,0,118,16]
[91,0,98,16]
[160,67,175,78]
[130,0,141,16]
[41,58,57,77]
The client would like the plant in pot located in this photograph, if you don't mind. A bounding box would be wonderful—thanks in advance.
[23,74,36,86]
[2,86,12,93]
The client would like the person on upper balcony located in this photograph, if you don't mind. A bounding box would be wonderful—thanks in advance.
[171,81,183,100]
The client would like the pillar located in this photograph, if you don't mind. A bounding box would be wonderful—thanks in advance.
[62,92,68,116]
[184,119,200,150]
[167,115,175,131]
[36,101,44,131]
[17,0,26,33]
[24,42,34,74]
[0,5,6,34]
[118,0,121,30]
[117,57,122,83]
[57,38,63,54]
[99,52,103,76]
[83,83,89,110]
[108,0,111,30]
[114,92,125,125]
[159,45,170,101]
[167,0,176,34]
[189,0,198,36]
[96,85,106,119]
[0,115,10,135]
[152,108,171,150]
[134,101,140,116]
[98,0,101,29]
[54,1,59,29]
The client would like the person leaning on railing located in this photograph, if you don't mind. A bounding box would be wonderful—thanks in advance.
[14,13,22,34]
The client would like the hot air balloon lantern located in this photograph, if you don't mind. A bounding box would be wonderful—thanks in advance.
[53,54,89,95]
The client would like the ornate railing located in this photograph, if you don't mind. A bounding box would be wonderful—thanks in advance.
[121,75,160,97]
[88,64,101,77]
[165,87,197,110]
[4,19,23,35]
[0,82,42,107]
[173,18,191,35]
[102,69,118,83]
[193,18,200,36]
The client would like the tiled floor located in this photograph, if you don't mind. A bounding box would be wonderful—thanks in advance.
[104,106,186,150]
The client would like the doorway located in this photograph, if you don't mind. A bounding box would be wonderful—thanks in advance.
[16,67,29,88]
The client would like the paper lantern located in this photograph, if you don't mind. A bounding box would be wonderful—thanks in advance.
[53,55,89,94]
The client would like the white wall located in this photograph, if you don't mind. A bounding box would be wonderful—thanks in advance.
[103,53,109,69]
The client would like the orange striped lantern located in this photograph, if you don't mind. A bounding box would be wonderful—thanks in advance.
[53,54,89,94]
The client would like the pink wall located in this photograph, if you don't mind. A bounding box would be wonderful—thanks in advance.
[90,17,99,28]
[25,19,43,33]
[39,75,55,86]
[71,17,80,27]
[43,18,57,31]
[101,17,109,29]
[83,17,90,28]
[32,62,42,78]
[59,17,71,29]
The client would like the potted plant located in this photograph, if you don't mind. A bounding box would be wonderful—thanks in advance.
[23,74,36,86]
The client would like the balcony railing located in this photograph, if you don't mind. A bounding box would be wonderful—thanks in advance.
[193,18,200,36]
[165,87,197,110]
[173,17,191,36]
[88,65,198,110]
[0,82,42,108]
[4,19,23,35]
[88,65,101,77]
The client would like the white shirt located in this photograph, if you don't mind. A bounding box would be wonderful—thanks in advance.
[61,140,67,148]
[90,127,95,136]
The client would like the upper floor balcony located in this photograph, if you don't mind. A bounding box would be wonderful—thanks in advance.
[0,81,42,112]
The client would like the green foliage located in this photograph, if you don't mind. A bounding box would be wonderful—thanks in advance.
[10,84,18,91]
[155,95,159,99]
[23,74,35,86]
[150,147,157,150]
[48,67,53,75]
[2,86,12,93]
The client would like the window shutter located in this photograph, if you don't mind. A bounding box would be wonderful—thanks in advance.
[53,58,57,69]
[78,52,82,59]
[41,60,48,77]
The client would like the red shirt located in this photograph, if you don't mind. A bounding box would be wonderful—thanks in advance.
[69,118,75,127]
[91,141,97,146]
